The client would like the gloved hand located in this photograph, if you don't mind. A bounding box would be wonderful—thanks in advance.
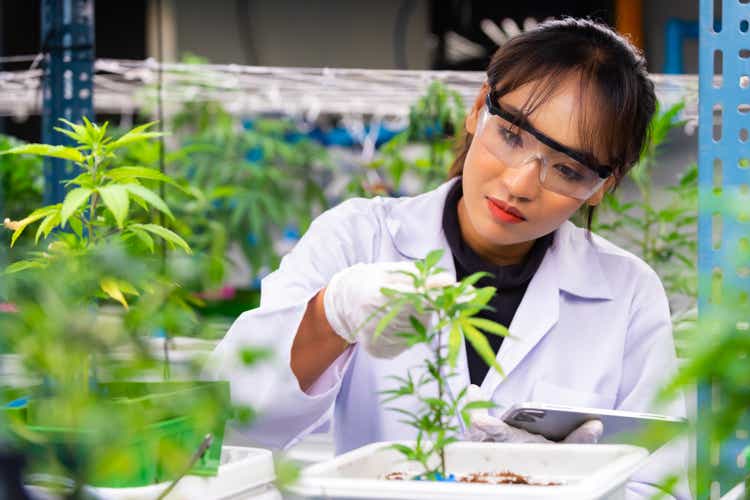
[323,261,454,358]
[463,384,604,444]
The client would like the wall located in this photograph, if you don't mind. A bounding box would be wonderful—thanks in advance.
[166,0,431,69]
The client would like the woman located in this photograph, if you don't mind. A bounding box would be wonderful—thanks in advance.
[208,18,688,499]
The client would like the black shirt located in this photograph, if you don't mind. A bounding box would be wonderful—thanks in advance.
[441,180,554,385]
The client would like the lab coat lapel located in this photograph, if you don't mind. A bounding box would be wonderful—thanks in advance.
[481,247,560,396]
[481,221,615,397]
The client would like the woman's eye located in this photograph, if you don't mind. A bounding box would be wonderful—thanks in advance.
[553,163,586,182]
[499,127,523,148]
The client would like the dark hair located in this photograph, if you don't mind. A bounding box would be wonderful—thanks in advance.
[448,17,656,230]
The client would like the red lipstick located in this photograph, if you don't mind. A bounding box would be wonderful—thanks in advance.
[486,197,526,224]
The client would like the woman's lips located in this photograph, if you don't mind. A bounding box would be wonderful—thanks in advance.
[486,197,526,224]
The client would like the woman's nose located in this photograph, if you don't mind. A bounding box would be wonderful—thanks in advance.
[503,156,542,201]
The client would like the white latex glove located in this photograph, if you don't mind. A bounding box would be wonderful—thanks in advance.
[323,261,454,358]
[463,384,604,444]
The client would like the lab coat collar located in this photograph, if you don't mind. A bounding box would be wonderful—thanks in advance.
[383,178,614,302]
[385,179,615,389]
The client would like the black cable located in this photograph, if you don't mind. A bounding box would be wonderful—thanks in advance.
[236,0,258,65]
[393,0,416,69]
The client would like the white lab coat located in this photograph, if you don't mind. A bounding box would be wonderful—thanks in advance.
[207,178,690,499]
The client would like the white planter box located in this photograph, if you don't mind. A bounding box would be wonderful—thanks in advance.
[27,446,281,500]
[287,441,648,500]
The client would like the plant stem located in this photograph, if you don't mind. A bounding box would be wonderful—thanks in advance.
[88,192,98,246]
[88,153,100,245]
[435,308,447,475]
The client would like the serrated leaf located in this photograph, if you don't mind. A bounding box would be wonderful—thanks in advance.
[69,217,83,239]
[462,401,496,411]
[461,410,472,429]
[448,323,461,368]
[460,271,491,288]
[4,259,47,274]
[471,287,496,307]
[210,185,240,199]
[101,277,129,309]
[35,209,61,244]
[373,300,404,340]
[461,321,504,377]
[466,317,509,337]
[57,118,86,138]
[106,166,184,190]
[1,143,85,163]
[108,122,163,150]
[389,443,416,460]
[53,125,84,143]
[98,184,130,228]
[423,249,444,270]
[128,227,154,252]
[123,184,173,220]
[129,223,191,254]
[60,187,92,227]
[64,172,94,188]
[9,205,60,247]
[116,280,139,296]
[409,315,426,336]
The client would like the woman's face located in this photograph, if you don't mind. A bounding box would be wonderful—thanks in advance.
[461,76,613,247]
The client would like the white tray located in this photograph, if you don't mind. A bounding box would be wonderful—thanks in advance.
[89,446,279,500]
[287,441,648,500]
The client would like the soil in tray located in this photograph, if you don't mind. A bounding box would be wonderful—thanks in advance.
[384,470,561,486]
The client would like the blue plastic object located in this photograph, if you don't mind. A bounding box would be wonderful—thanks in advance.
[414,472,456,482]
[665,18,699,74]
[4,397,28,409]
[698,0,750,495]
[282,225,300,240]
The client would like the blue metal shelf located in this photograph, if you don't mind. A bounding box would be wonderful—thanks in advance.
[698,0,750,496]
[40,0,94,205]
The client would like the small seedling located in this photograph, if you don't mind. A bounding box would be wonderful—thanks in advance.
[370,249,507,480]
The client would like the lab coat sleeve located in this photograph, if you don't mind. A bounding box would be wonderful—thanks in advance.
[618,266,692,500]
[204,199,382,449]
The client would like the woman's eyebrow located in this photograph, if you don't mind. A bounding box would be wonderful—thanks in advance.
[501,101,591,162]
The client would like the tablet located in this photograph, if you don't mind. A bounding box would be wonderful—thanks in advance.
[501,402,687,445]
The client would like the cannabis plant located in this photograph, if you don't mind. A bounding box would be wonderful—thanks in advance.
[0,135,44,230]
[372,250,506,479]
[0,134,44,266]
[349,81,465,197]
[1,118,191,305]
[169,98,331,277]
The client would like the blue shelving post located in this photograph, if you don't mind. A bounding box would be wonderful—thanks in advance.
[40,0,94,205]
[698,0,750,497]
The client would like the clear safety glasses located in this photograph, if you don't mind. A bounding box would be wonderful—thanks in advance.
[476,92,614,201]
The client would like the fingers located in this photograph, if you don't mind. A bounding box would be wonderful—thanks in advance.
[424,270,456,288]
[474,417,553,444]
[510,428,553,444]
[472,413,509,436]
[562,419,604,444]
[380,261,455,290]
